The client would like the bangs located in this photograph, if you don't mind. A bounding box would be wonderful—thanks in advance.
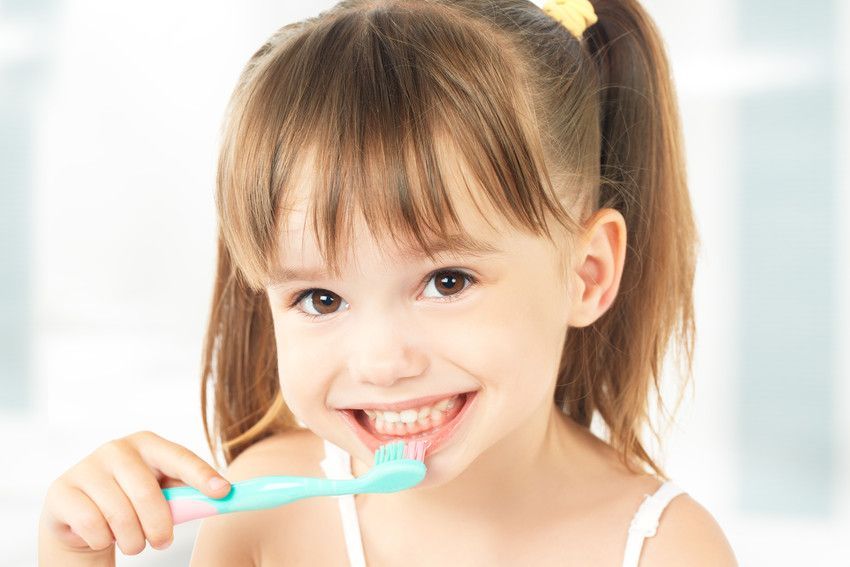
[216,2,582,290]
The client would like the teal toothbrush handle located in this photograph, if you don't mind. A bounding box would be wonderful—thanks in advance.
[163,475,360,525]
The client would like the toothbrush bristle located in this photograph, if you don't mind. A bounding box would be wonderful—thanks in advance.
[403,439,429,461]
[373,439,430,465]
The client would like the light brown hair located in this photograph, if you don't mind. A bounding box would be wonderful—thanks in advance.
[202,0,698,480]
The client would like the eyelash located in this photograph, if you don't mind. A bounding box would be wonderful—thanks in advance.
[286,268,479,321]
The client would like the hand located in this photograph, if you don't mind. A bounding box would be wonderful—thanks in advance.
[39,430,232,558]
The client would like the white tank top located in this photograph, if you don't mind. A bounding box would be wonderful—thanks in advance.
[319,439,685,567]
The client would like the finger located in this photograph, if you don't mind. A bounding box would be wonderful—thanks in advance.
[160,476,187,489]
[110,450,177,550]
[77,471,148,556]
[129,431,231,499]
[44,483,115,552]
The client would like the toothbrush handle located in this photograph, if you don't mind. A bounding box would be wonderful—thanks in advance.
[163,475,357,525]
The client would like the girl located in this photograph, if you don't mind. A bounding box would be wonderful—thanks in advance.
[39,0,738,565]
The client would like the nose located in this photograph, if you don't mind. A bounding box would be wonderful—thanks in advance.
[346,309,427,388]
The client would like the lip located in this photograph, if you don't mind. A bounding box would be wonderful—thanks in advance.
[340,390,472,412]
[339,391,478,456]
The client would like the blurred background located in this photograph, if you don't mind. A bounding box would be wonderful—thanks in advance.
[1,0,848,565]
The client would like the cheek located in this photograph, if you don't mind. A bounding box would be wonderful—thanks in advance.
[431,280,566,395]
[274,331,333,420]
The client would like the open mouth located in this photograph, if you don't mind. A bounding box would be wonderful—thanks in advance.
[339,391,478,456]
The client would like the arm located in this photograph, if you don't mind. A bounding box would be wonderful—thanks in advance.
[640,494,739,566]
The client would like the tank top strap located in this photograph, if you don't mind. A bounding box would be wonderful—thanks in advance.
[621,480,686,567]
[319,439,367,567]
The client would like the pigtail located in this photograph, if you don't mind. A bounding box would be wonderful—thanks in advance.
[555,0,699,478]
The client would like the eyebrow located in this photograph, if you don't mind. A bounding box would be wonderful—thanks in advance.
[267,237,503,286]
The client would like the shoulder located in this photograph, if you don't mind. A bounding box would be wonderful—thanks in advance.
[639,489,739,567]
[190,428,323,566]
[226,427,325,477]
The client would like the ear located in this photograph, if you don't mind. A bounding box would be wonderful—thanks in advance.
[567,207,628,328]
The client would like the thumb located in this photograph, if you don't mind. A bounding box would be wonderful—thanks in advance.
[206,475,232,498]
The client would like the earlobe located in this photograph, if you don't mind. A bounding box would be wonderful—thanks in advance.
[567,208,627,328]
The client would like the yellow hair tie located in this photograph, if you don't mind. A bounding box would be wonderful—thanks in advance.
[542,0,598,39]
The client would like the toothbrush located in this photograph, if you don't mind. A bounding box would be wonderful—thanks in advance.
[162,439,428,525]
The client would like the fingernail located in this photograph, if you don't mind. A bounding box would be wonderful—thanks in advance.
[208,476,229,491]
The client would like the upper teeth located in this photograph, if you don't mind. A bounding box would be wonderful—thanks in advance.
[364,394,459,424]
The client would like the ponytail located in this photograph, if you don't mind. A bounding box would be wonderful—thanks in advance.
[555,0,699,478]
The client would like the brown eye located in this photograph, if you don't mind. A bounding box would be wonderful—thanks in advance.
[424,270,473,299]
[302,290,343,316]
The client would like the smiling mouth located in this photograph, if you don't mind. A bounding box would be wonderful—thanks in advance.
[353,392,468,440]
[339,391,478,455]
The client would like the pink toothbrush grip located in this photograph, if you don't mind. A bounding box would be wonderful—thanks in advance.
[168,500,220,525]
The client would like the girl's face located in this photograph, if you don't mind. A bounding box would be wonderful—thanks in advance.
[265,181,576,490]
